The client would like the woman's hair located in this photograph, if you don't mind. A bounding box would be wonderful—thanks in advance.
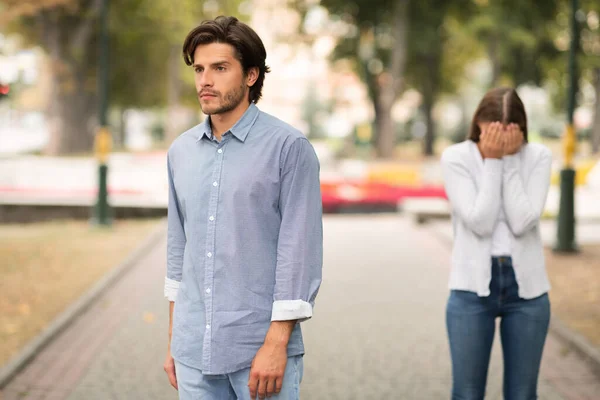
[182,16,270,104]
[468,87,528,143]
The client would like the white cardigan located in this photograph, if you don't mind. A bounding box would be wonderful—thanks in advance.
[440,140,553,299]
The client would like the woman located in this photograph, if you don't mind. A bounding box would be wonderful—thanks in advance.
[441,87,552,400]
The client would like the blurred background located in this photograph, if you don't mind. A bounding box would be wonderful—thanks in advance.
[0,0,599,215]
[1,0,600,399]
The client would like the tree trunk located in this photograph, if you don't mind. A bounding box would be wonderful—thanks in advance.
[420,47,441,156]
[422,93,435,156]
[592,67,600,154]
[165,44,187,145]
[46,91,97,154]
[41,5,101,155]
[487,35,501,87]
[115,108,126,149]
[374,94,395,158]
[370,0,408,159]
[44,53,97,154]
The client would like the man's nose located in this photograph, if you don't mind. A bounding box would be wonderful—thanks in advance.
[199,71,213,87]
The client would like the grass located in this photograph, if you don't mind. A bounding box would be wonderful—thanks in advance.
[545,245,600,348]
[0,218,163,367]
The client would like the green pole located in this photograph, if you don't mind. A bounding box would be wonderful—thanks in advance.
[93,0,112,226]
[554,0,579,252]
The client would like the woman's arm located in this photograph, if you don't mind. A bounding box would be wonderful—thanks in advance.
[502,147,552,236]
[441,150,503,237]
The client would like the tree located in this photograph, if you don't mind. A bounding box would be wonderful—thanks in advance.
[299,0,476,157]
[0,0,245,154]
[520,0,599,152]
[423,0,564,148]
[301,79,331,139]
[578,1,600,153]
[1,0,107,154]
[458,0,561,88]
[405,0,473,156]
[304,0,409,158]
[406,0,563,156]
[592,68,600,153]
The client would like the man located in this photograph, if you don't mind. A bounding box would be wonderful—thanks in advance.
[163,15,323,400]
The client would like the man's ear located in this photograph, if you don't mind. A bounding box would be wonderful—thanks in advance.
[246,67,259,88]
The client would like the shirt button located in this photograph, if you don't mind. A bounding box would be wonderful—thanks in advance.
[207,252,212,258]
[212,181,218,187]
[206,288,211,294]
[209,216,215,221]
[217,149,223,154]
[206,324,211,329]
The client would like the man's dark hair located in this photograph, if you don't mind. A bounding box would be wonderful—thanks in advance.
[182,16,270,104]
[468,87,528,143]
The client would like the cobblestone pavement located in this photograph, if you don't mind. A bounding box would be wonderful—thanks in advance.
[2,215,599,399]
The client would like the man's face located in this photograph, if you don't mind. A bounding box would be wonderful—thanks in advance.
[192,42,249,115]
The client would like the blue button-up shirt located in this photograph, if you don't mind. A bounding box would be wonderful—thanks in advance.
[165,103,323,375]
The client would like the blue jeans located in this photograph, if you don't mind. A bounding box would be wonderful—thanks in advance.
[446,256,550,400]
[174,355,303,400]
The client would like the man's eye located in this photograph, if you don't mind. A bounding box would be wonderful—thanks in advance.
[217,66,226,71]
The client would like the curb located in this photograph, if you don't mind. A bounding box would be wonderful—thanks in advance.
[549,316,600,377]
[425,221,600,378]
[0,218,168,389]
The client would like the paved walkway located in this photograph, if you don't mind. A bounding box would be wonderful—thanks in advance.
[1,215,599,399]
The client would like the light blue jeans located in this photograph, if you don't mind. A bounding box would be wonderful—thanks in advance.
[174,355,303,400]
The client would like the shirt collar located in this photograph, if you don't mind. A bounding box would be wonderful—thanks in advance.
[196,103,259,143]
[197,117,213,141]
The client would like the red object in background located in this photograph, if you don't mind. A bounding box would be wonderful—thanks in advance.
[0,84,10,96]
[320,180,447,213]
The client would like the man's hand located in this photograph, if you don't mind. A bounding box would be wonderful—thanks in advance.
[164,351,178,390]
[504,123,524,156]
[480,122,504,159]
[248,320,296,399]
[248,342,288,399]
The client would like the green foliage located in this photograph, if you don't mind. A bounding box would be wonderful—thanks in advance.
[301,79,332,139]
[1,0,248,109]
[304,0,579,102]
[110,0,248,109]
[307,0,476,109]
[406,0,473,98]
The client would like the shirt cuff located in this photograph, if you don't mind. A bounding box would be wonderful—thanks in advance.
[164,277,180,302]
[271,300,313,322]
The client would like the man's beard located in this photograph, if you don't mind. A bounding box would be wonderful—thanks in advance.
[199,83,247,115]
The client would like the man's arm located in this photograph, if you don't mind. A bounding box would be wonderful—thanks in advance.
[163,153,185,390]
[272,137,323,321]
[164,301,178,389]
[248,137,323,399]
[168,301,175,349]
[165,154,185,301]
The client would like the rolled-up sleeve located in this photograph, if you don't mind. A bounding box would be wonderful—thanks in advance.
[165,153,185,302]
[272,137,323,322]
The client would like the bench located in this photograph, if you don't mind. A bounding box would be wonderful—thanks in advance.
[400,197,451,224]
